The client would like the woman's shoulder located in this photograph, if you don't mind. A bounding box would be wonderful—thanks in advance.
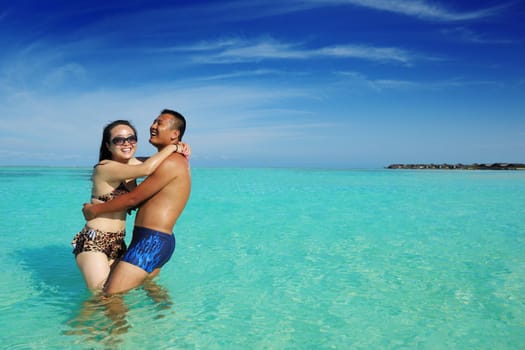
[129,157,143,165]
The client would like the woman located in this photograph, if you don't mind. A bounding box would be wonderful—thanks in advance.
[71,119,190,291]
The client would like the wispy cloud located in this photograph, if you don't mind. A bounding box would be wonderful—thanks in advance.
[193,69,287,81]
[42,63,87,88]
[0,11,9,22]
[0,77,325,164]
[337,71,504,91]
[441,27,515,44]
[172,38,247,52]
[206,0,507,22]
[338,0,508,21]
[316,45,413,64]
[180,38,415,65]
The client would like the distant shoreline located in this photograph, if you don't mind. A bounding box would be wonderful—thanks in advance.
[386,163,525,170]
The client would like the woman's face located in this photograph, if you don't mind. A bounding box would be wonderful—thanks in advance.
[107,124,137,162]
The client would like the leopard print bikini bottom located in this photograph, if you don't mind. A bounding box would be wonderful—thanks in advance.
[72,225,126,260]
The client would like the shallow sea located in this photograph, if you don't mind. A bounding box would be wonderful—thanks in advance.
[0,167,524,349]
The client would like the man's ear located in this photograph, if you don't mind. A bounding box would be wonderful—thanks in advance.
[170,130,180,142]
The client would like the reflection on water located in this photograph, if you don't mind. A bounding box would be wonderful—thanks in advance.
[14,244,175,348]
[143,278,174,317]
[64,295,129,348]
[64,279,173,348]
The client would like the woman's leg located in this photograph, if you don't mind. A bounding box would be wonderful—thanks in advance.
[76,251,111,291]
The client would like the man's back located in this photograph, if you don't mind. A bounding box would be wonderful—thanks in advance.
[135,153,191,233]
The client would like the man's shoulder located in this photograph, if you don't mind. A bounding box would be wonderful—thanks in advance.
[158,153,189,173]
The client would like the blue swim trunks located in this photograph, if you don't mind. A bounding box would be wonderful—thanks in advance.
[121,226,176,273]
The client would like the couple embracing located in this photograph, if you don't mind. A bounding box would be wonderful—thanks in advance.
[72,109,191,295]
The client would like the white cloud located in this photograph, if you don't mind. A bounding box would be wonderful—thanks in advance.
[203,0,507,22]
[184,38,415,65]
[42,63,87,88]
[339,0,507,21]
[0,80,323,165]
[336,71,504,91]
[441,27,514,44]
[193,69,283,81]
[316,45,412,64]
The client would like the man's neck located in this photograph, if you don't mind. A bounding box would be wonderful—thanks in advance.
[155,141,178,152]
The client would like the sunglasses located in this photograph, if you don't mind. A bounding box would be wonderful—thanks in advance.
[111,135,137,145]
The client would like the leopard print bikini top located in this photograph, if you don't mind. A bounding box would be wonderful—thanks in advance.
[91,182,130,202]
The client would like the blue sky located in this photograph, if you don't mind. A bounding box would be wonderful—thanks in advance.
[0,0,524,168]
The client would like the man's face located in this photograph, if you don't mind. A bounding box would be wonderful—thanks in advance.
[149,113,178,146]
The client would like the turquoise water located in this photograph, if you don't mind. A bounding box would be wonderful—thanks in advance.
[1,167,524,349]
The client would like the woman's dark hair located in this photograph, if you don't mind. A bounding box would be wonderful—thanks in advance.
[99,120,138,161]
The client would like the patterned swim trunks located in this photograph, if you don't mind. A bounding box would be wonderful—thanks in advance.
[121,226,175,273]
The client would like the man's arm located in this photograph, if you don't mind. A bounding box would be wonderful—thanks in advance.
[83,154,186,220]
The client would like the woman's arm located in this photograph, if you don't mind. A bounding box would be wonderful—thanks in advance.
[96,143,188,182]
[83,154,187,219]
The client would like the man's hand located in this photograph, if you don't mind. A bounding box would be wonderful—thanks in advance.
[82,203,96,220]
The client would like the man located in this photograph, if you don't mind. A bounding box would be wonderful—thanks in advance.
[83,109,191,294]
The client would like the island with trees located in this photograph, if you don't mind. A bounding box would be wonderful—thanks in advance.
[385,163,525,170]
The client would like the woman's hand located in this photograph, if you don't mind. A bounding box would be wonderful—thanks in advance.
[176,142,191,159]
